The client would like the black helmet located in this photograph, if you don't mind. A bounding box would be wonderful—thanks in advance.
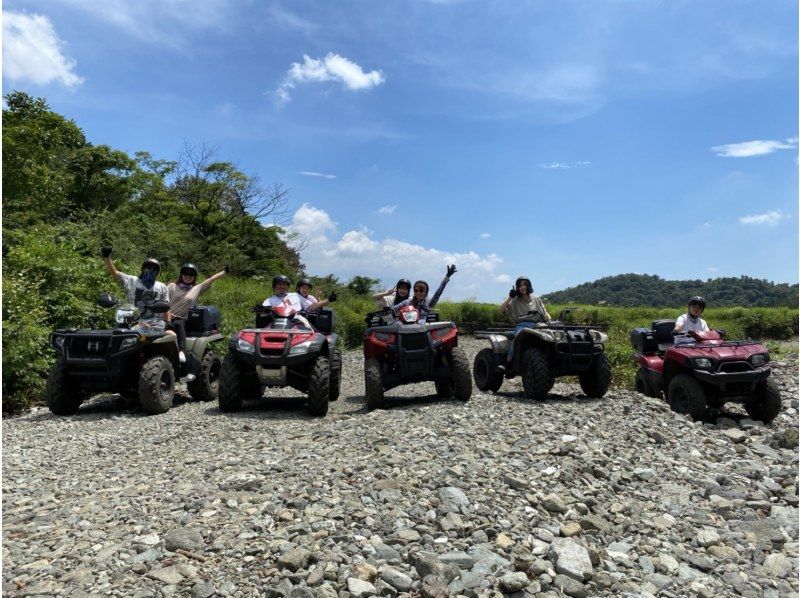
[688,296,706,311]
[272,274,291,290]
[180,263,198,278]
[140,258,161,276]
[395,278,411,291]
[515,276,533,293]
[296,277,313,291]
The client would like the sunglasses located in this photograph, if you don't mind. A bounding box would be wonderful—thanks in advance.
[180,270,196,277]
[143,265,158,271]
[413,287,427,293]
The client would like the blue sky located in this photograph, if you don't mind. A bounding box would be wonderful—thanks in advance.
[3,0,798,301]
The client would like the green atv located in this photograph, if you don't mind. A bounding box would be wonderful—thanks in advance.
[46,293,223,415]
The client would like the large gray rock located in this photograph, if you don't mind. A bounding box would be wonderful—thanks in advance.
[436,487,470,513]
[552,574,588,598]
[278,548,311,571]
[467,545,511,571]
[381,567,413,592]
[347,578,377,597]
[499,571,529,592]
[146,566,184,585]
[549,539,593,582]
[163,527,204,552]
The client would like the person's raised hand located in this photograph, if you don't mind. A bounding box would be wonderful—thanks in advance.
[446,264,457,277]
[224,263,231,274]
[101,246,113,258]
[328,292,338,303]
[509,288,518,298]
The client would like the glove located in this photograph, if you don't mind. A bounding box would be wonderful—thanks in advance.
[101,246,113,258]
[224,263,230,274]
[509,288,518,298]
[446,264,457,277]
[327,292,338,303]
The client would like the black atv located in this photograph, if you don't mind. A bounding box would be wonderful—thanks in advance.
[218,304,340,416]
[473,309,612,400]
[46,293,223,415]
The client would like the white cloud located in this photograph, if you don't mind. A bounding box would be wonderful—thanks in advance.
[299,171,336,179]
[2,12,83,88]
[288,204,507,300]
[738,210,786,226]
[480,232,491,239]
[707,266,719,273]
[538,161,591,169]
[275,53,385,104]
[712,138,796,158]
[377,205,397,215]
[267,4,318,34]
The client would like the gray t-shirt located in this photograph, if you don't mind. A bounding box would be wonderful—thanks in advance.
[167,281,210,319]
[119,273,169,326]
[505,294,551,324]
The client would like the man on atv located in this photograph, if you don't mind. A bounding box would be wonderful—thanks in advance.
[373,278,412,308]
[391,265,457,323]
[673,296,710,333]
[101,246,174,337]
[295,277,338,312]
[263,275,312,328]
[497,276,552,372]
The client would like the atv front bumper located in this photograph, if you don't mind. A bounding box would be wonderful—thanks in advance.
[693,366,771,395]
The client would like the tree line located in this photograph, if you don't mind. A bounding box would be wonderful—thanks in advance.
[541,274,799,308]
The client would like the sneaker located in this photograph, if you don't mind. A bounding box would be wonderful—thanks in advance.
[179,351,186,363]
[496,364,506,374]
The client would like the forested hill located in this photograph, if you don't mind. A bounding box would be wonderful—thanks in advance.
[541,274,799,307]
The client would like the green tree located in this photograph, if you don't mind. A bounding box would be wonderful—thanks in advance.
[347,275,381,295]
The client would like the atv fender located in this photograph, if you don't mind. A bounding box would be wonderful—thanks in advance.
[150,334,180,366]
[185,333,223,358]
[485,334,510,354]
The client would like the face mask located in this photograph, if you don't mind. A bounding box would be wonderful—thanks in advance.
[141,270,157,288]
[178,281,193,290]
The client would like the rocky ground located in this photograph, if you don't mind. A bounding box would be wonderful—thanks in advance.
[3,337,799,597]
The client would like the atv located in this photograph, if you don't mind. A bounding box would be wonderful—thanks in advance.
[46,293,223,415]
[473,309,612,400]
[630,319,781,422]
[362,304,472,410]
[218,304,340,416]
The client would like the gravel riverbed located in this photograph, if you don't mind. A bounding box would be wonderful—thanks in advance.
[3,337,798,597]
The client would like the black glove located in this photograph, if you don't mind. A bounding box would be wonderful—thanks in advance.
[509,288,518,298]
[327,292,338,303]
[101,246,113,258]
[446,264,457,277]
[224,263,230,274]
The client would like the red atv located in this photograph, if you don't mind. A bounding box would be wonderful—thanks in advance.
[363,304,472,410]
[218,305,341,416]
[631,319,781,422]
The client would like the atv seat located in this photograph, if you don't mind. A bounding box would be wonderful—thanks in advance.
[652,319,676,351]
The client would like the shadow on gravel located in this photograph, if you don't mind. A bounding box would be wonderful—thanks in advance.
[203,396,328,421]
[26,392,198,421]
[497,390,608,406]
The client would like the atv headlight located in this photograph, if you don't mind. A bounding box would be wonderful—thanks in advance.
[694,357,713,369]
[52,334,65,351]
[402,311,419,323]
[749,353,768,366]
[590,330,608,343]
[119,337,138,351]
[552,330,564,341]
[115,308,135,323]
[289,341,312,355]
[237,337,256,354]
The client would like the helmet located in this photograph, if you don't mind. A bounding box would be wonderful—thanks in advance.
[688,296,706,311]
[395,278,411,291]
[296,277,313,291]
[272,274,291,290]
[180,263,198,278]
[140,258,161,276]
[413,280,429,294]
[515,276,533,293]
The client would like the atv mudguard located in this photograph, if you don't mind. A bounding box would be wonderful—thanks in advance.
[485,334,511,354]
[185,333,223,358]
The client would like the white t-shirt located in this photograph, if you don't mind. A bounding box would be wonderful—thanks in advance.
[263,292,302,311]
[297,293,318,311]
[676,313,709,332]
[119,273,169,326]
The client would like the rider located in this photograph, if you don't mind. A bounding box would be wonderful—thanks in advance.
[263,275,312,328]
[392,265,457,323]
[497,276,552,372]
[295,277,338,312]
[101,246,174,337]
[167,262,228,363]
[373,278,412,308]
[673,296,710,333]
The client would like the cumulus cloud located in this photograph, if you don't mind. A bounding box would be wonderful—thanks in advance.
[275,52,385,104]
[712,138,796,158]
[2,11,83,87]
[299,171,336,179]
[377,205,397,215]
[480,232,491,239]
[286,204,509,300]
[738,210,786,226]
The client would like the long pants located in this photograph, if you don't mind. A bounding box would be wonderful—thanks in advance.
[170,318,187,351]
[507,321,536,361]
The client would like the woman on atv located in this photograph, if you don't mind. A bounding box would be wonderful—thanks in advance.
[167,262,228,363]
[295,278,338,312]
[263,275,312,328]
[373,278,412,308]
[391,265,457,323]
[497,276,552,372]
[673,296,709,333]
[101,246,174,338]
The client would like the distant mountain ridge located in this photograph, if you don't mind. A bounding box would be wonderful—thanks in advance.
[541,274,799,307]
